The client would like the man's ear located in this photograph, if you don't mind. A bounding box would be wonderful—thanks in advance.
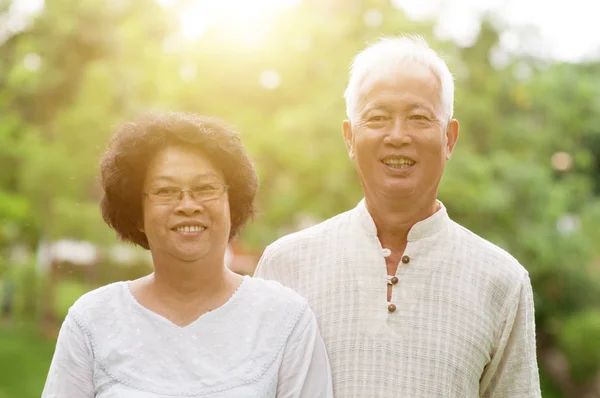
[445,118,459,160]
[343,120,355,160]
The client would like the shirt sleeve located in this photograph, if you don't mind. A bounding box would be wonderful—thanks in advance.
[277,305,334,398]
[42,313,95,398]
[480,274,542,397]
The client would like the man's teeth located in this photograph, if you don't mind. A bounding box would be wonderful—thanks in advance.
[175,226,204,232]
[383,158,415,168]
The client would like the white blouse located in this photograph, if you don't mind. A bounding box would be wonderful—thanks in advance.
[42,276,334,397]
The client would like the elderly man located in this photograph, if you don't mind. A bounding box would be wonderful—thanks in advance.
[255,37,541,398]
[254,35,541,397]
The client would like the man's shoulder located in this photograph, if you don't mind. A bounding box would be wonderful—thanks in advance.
[449,220,528,282]
[254,208,356,280]
[264,208,354,258]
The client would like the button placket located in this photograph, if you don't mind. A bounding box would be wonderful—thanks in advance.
[389,254,413,313]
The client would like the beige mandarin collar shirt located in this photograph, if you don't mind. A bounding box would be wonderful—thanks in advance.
[255,199,541,398]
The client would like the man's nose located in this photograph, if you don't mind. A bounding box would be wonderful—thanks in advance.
[385,118,411,145]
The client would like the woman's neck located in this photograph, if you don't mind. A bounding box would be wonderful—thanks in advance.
[131,260,243,327]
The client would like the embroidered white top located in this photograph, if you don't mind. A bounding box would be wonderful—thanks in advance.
[42,275,334,398]
[254,199,541,398]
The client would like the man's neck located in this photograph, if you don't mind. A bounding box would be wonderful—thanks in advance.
[366,195,439,252]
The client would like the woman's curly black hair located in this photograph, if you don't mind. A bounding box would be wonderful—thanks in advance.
[100,111,258,249]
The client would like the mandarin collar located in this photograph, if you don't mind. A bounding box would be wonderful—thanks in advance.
[354,198,449,242]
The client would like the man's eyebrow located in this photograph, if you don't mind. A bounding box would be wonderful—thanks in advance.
[405,102,433,112]
[361,104,391,115]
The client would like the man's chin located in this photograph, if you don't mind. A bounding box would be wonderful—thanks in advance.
[376,183,418,199]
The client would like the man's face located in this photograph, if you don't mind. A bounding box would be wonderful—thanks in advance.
[343,63,458,203]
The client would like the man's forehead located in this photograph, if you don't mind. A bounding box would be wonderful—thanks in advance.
[359,96,434,115]
[356,67,440,102]
[356,82,441,115]
[362,98,429,109]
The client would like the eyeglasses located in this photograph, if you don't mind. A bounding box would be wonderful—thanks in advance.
[143,183,229,204]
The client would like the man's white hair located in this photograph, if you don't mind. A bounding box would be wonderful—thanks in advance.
[343,35,455,124]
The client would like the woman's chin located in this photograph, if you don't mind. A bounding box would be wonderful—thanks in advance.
[168,247,210,263]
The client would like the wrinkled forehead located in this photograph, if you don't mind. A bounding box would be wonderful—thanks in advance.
[354,60,443,113]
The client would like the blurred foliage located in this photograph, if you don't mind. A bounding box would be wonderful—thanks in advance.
[558,310,600,383]
[12,263,42,322]
[0,324,55,398]
[1,0,600,397]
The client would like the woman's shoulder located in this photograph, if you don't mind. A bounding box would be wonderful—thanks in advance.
[232,277,310,337]
[244,276,308,310]
[68,281,129,325]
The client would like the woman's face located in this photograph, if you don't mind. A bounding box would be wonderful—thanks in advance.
[140,145,231,265]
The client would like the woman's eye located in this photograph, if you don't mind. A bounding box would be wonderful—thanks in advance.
[194,184,218,192]
[155,187,179,196]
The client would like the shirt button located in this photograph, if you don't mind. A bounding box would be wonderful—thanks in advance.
[388,303,397,313]
[401,255,410,264]
[391,276,399,284]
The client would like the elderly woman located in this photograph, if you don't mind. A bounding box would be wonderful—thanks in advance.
[42,112,333,397]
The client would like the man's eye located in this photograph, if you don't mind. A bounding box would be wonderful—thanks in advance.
[409,115,429,121]
[368,116,387,122]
